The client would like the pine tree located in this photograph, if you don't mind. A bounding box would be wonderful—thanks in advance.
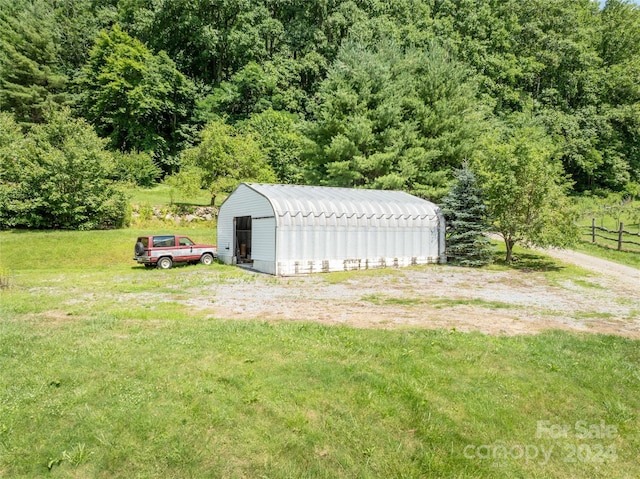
[0,0,68,125]
[441,164,493,267]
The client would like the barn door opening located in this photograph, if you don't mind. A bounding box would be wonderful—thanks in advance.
[234,216,252,264]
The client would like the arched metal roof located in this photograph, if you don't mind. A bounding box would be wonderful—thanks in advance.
[243,183,441,220]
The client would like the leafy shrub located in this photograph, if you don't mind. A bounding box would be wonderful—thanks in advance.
[112,151,161,187]
[0,109,130,230]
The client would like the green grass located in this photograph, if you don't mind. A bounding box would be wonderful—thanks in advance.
[575,241,640,270]
[361,293,423,306]
[129,184,214,207]
[573,196,640,266]
[573,195,640,230]
[1,228,639,477]
[322,267,407,285]
[578,215,640,233]
[428,297,514,309]
[0,319,638,478]
[488,241,593,281]
[0,226,217,272]
[360,294,514,310]
[129,184,231,208]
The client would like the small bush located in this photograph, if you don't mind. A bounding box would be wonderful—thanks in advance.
[112,151,161,187]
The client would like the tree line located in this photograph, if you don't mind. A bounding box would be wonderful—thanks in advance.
[1,0,639,252]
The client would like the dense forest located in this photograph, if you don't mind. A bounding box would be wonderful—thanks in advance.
[1,0,639,230]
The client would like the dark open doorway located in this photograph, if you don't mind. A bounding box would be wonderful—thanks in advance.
[234,216,252,264]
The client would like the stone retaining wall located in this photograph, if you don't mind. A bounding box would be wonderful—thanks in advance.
[131,205,218,223]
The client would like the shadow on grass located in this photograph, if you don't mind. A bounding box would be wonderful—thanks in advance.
[130,263,196,271]
[5,227,72,234]
[491,251,564,273]
[130,259,226,272]
[579,239,640,255]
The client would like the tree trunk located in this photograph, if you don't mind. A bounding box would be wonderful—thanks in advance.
[505,237,515,262]
[210,194,216,206]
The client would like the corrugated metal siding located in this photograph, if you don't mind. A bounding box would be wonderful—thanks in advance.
[219,183,446,275]
[274,213,443,275]
[252,217,276,262]
[217,184,275,265]
[248,183,440,218]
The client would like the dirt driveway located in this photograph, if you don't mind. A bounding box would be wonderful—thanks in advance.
[183,250,640,338]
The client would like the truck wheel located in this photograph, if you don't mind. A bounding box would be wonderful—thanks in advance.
[200,253,214,265]
[157,257,172,269]
[135,241,145,256]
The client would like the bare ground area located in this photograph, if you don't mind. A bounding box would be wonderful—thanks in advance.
[539,247,640,288]
[179,251,640,338]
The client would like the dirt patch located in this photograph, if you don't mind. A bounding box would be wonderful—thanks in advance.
[180,258,640,338]
[539,247,640,292]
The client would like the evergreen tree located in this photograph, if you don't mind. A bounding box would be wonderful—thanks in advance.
[304,40,489,199]
[440,163,493,267]
[0,0,69,125]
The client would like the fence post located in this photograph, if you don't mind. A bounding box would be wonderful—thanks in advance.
[618,222,624,251]
[592,218,596,243]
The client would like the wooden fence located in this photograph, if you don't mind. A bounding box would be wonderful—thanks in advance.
[583,219,640,253]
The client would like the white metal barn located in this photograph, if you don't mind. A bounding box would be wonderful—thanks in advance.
[217,183,446,275]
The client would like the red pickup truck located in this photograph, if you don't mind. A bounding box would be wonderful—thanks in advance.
[134,235,217,269]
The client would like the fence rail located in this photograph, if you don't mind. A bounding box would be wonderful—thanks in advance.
[583,219,640,253]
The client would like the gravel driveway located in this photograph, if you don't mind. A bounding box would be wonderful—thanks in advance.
[182,250,640,338]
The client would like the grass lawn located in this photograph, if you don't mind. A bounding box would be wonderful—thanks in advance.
[129,184,211,207]
[574,197,640,266]
[574,241,640,270]
[0,227,217,271]
[492,231,640,270]
[1,227,639,478]
[128,184,228,208]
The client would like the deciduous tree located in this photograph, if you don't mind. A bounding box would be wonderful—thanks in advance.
[241,109,306,184]
[474,116,578,262]
[78,25,196,173]
[171,120,275,205]
[0,109,128,230]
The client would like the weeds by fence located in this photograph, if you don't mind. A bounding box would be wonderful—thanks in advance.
[0,268,11,289]
[582,219,640,253]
